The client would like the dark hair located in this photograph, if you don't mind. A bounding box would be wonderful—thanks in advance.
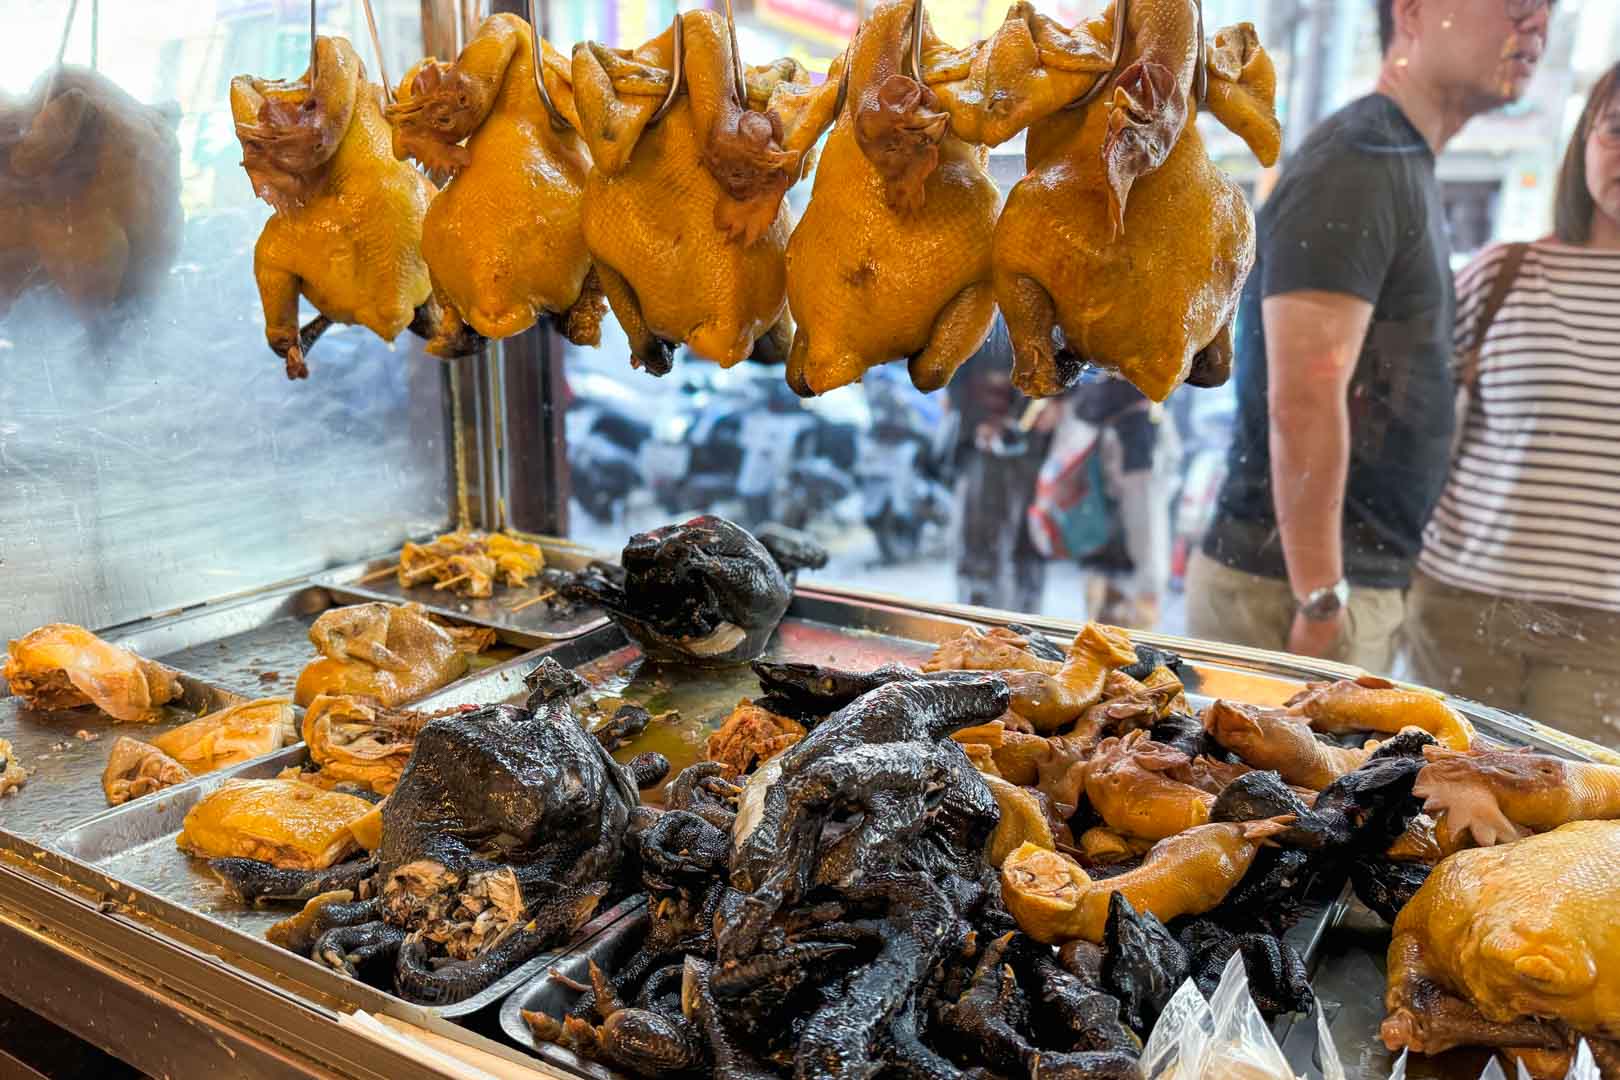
[1554,64,1620,244]
[1377,0,1394,54]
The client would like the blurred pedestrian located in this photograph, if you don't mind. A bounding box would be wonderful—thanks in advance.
[1405,65,1620,745]
[1068,378,1181,630]
[1188,0,1551,672]
[948,316,1047,612]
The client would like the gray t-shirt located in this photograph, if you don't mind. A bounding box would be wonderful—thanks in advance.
[1205,94,1456,588]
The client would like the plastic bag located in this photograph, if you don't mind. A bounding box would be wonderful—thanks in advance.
[1566,1040,1600,1080]
[1141,952,1310,1080]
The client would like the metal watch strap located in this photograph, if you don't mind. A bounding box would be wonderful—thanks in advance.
[1297,579,1350,621]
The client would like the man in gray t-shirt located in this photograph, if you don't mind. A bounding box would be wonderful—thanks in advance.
[1187,0,1551,674]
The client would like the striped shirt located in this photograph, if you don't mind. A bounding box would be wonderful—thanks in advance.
[1418,241,1620,612]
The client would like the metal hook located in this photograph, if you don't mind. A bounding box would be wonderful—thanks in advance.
[527,0,571,130]
[721,0,748,109]
[1193,0,1208,106]
[649,13,686,126]
[309,0,318,92]
[906,0,924,83]
[38,0,81,111]
[1064,0,1128,111]
[360,0,393,103]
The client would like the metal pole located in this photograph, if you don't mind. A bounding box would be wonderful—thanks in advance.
[361,0,394,102]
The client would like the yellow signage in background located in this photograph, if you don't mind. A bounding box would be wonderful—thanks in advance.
[618,0,651,46]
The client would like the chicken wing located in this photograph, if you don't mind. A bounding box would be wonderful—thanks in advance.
[4,623,180,724]
[386,15,602,355]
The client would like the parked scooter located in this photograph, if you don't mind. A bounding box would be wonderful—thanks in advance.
[856,367,957,565]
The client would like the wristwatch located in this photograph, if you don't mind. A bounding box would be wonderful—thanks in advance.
[1297,579,1350,622]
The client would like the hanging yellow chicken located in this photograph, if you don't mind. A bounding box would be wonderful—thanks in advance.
[569,10,842,374]
[984,1,1282,401]
[384,14,603,356]
[232,36,460,379]
[783,0,1002,397]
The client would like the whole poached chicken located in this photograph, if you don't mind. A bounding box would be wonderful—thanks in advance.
[386,14,603,356]
[982,2,1282,401]
[571,10,840,375]
[784,0,1001,396]
[232,36,455,378]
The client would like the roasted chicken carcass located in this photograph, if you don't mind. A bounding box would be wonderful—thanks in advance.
[706,698,805,775]
[386,14,603,355]
[1383,821,1620,1075]
[293,603,469,707]
[571,11,841,374]
[102,736,189,805]
[0,739,27,798]
[987,6,1283,400]
[0,67,181,326]
[783,0,1001,395]
[232,36,455,379]
[178,778,374,870]
[1288,675,1474,751]
[4,624,180,724]
[150,697,296,774]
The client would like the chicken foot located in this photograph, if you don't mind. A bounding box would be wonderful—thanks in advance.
[1414,746,1620,849]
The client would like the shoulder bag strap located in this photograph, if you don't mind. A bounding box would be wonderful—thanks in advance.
[1459,241,1530,392]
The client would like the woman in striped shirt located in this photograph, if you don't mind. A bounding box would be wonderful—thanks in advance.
[1406,64,1620,746]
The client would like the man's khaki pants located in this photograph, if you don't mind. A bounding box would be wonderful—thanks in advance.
[1183,550,1406,676]
[1404,570,1620,749]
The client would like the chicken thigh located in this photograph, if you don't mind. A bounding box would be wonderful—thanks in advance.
[386,14,602,356]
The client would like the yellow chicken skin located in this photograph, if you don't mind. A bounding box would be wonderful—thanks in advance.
[1414,746,1620,850]
[293,603,468,707]
[1382,821,1620,1070]
[991,7,1282,401]
[1083,730,1213,842]
[386,15,603,355]
[1203,699,1372,790]
[1001,817,1290,944]
[983,773,1058,868]
[232,36,452,379]
[151,698,296,774]
[1287,675,1475,751]
[571,12,840,375]
[303,694,434,795]
[784,0,1001,396]
[0,67,181,326]
[177,778,373,870]
[101,736,189,806]
[4,623,180,724]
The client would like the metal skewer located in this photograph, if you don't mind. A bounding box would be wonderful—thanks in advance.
[649,12,686,125]
[721,0,748,108]
[906,0,924,83]
[37,0,82,116]
[528,0,571,130]
[360,0,393,103]
[309,0,318,91]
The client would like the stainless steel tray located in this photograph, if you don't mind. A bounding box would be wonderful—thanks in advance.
[311,537,610,642]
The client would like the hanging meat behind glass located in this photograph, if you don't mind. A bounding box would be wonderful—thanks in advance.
[0,67,181,328]
[570,11,841,375]
[783,0,1001,396]
[232,36,459,379]
[386,14,603,356]
[986,4,1282,401]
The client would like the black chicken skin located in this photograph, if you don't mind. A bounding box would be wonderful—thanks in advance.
[565,516,826,666]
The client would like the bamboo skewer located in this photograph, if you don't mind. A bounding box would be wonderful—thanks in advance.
[357,563,403,584]
[432,572,475,591]
[506,590,557,614]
